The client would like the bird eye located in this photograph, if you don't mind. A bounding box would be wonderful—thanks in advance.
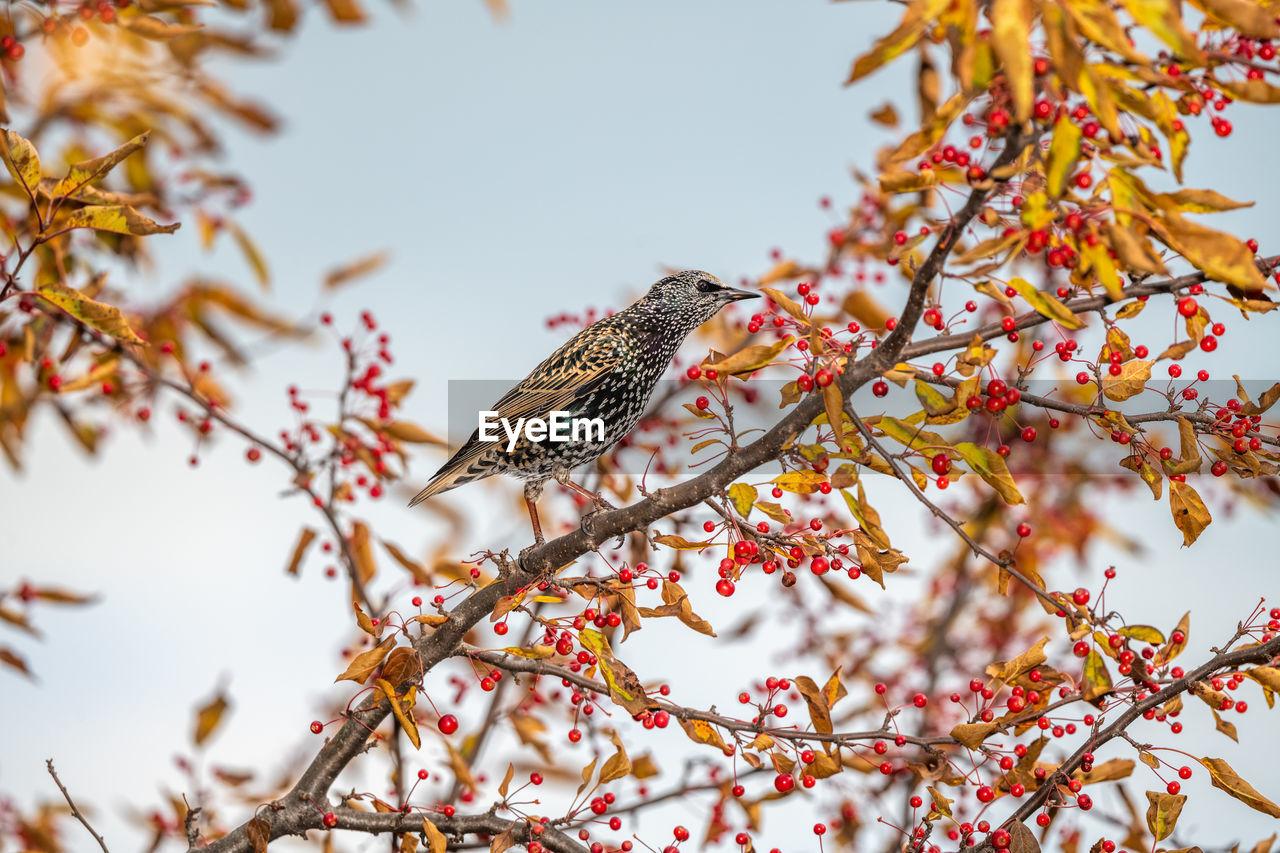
[696,279,719,293]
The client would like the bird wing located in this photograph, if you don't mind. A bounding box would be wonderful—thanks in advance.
[408,331,622,506]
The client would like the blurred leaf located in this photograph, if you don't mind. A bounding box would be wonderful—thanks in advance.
[38,282,144,344]
[193,688,230,746]
[1046,115,1083,198]
[991,0,1034,121]
[119,14,203,37]
[284,527,316,576]
[1159,214,1268,292]
[846,0,946,83]
[322,0,366,22]
[0,646,32,678]
[324,251,389,289]
[227,220,269,290]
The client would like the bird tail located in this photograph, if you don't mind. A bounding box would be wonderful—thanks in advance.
[407,446,492,508]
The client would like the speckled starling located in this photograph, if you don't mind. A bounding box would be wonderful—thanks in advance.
[409,270,757,546]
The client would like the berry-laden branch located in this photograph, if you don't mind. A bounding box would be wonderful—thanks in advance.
[323,808,586,853]
[199,128,1041,853]
[1000,631,1280,835]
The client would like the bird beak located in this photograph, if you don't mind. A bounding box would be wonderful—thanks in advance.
[724,287,760,302]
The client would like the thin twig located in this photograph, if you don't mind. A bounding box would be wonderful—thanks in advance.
[46,760,111,853]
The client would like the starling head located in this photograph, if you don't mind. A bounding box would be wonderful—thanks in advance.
[633,270,758,329]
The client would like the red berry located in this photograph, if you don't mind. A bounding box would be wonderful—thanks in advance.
[323,813,338,828]
[1177,297,1198,317]
[438,714,459,735]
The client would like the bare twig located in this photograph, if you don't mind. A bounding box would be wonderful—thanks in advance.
[46,760,110,853]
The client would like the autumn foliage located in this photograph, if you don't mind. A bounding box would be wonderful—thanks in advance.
[4,2,1280,853]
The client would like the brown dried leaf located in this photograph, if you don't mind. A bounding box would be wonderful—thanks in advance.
[284,527,316,576]
[1198,757,1280,817]
[334,636,396,683]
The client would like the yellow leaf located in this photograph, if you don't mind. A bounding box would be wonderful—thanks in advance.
[377,679,421,749]
[350,520,377,585]
[1169,480,1211,546]
[227,220,270,290]
[846,0,946,83]
[1101,359,1153,401]
[57,204,179,236]
[0,129,40,194]
[1159,213,1268,292]
[987,637,1050,682]
[1154,611,1190,666]
[421,820,446,853]
[193,687,230,746]
[1118,0,1204,62]
[653,533,709,551]
[1145,790,1185,841]
[1083,650,1114,702]
[1046,114,1083,198]
[842,290,894,330]
[600,730,631,783]
[1217,77,1280,104]
[954,441,1025,504]
[1198,757,1280,817]
[760,287,809,323]
[578,629,653,715]
[1188,0,1280,36]
[705,336,794,376]
[1162,188,1254,213]
[1117,624,1164,644]
[680,718,728,751]
[773,469,827,494]
[37,282,145,344]
[879,169,937,193]
[1007,277,1084,329]
[728,482,757,517]
[119,14,203,37]
[51,132,150,198]
[991,0,1034,122]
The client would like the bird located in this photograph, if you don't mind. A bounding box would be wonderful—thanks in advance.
[409,270,758,551]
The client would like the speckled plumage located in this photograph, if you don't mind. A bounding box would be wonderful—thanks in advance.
[409,270,757,542]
